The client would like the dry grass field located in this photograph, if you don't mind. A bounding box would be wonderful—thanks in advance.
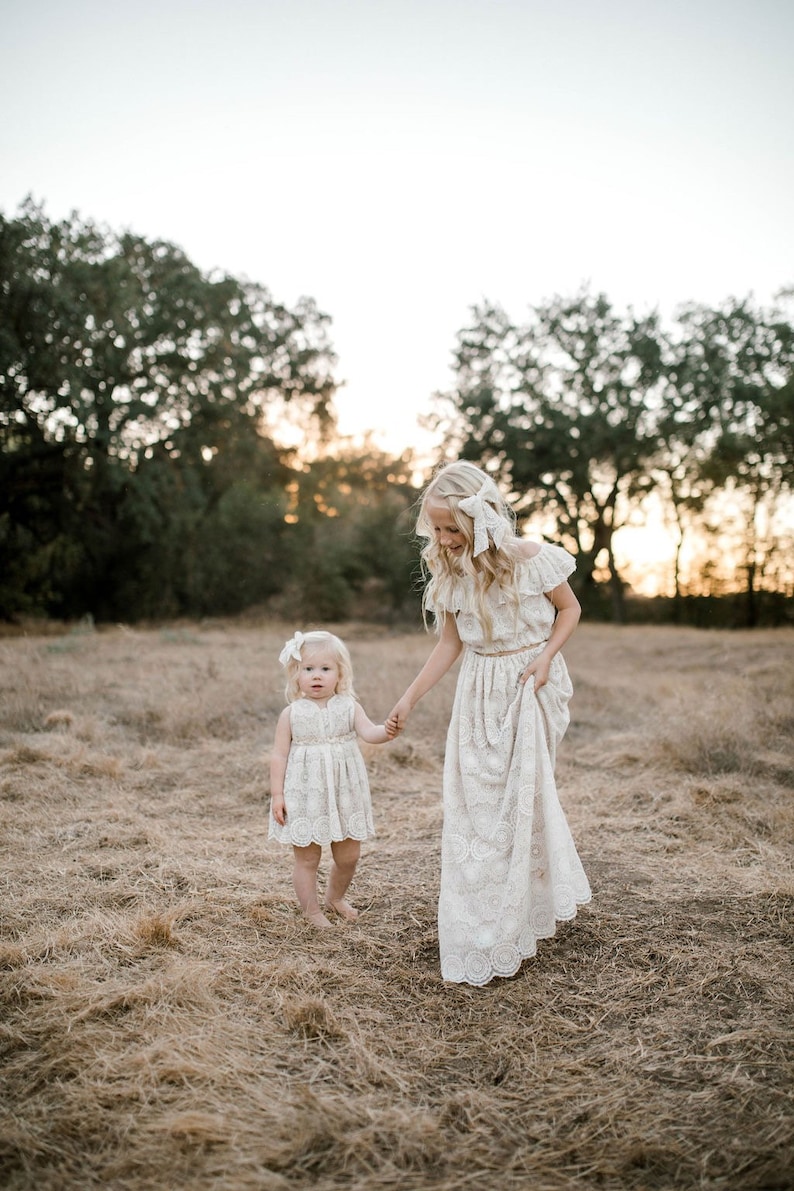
[0,619,792,1191]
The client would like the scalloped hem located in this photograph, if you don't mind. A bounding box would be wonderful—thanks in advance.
[440,896,592,987]
[268,831,375,847]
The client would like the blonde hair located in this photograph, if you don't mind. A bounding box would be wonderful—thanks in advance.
[281,631,356,702]
[416,461,520,641]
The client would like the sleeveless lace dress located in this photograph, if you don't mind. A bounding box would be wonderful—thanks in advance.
[434,544,591,985]
[267,694,375,847]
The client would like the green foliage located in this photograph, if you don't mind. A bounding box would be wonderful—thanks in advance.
[0,200,336,620]
[275,447,421,624]
[430,291,667,619]
[2,197,790,625]
[184,483,291,616]
[661,295,794,621]
[430,288,793,623]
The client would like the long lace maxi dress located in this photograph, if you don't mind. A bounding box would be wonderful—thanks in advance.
[434,543,591,986]
[268,694,375,847]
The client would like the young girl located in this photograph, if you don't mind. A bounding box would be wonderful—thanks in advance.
[269,630,394,928]
[387,461,591,986]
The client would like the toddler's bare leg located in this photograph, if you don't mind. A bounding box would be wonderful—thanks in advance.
[292,844,332,928]
[325,838,361,921]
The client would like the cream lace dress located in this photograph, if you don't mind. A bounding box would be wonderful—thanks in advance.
[434,543,591,985]
[267,694,375,847]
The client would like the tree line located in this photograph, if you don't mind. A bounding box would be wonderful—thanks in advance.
[1,201,791,627]
[434,291,793,625]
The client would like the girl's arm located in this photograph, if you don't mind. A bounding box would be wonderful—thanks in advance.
[387,613,463,731]
[353,702,391,745]
[269,706,292,826]
[520,580,581,691]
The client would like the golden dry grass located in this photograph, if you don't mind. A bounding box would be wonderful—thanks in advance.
[0,619,792,1191]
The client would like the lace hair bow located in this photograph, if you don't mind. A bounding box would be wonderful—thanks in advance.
[458,479,508,557]
[278,631,305,667]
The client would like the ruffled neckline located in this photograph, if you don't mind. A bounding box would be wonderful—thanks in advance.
[431,543,576,613]
[293,693,348,712]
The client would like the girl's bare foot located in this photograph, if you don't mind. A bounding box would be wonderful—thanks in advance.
[306,909,333,929]
[324,899,358,922]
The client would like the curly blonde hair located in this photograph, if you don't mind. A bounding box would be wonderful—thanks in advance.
[416,461,521,641]
[281,631,356,702]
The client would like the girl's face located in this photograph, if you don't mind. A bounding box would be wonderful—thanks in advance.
[425,499,466,557]
[297,647,340,701]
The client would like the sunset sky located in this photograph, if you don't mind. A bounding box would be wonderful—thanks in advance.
[2,0,792,462]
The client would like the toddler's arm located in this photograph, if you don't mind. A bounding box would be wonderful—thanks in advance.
[354,702,394,745]
[269,706,292,826]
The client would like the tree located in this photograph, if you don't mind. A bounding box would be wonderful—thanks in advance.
[664,294,793,623]
[276,444,420,622]
[0,199,337,619]
[430,291,667,620]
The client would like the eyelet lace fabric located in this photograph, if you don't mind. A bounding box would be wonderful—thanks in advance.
[437,544,591,986]
[268,694,375,847]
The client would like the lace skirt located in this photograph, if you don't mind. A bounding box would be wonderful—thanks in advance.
[438,646,591,985]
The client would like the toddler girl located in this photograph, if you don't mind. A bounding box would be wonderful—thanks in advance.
[269,630,394,928]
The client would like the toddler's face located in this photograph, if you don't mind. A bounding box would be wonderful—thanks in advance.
[297,648,340,701]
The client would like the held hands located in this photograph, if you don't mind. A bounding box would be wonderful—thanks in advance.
[386,696,412,737]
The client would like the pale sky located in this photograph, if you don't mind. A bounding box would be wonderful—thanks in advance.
[2,0,792,460]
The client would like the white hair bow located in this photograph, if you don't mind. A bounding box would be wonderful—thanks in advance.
[458,480,507,557]
[278,631,305,666]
